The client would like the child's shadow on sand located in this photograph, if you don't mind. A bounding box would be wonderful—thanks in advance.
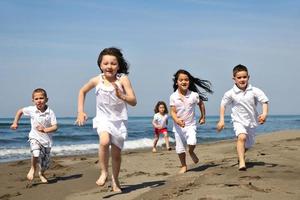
[189,163,220,172]
[30,174,82,187]
[246,161,277,169]
[103,180,166,199]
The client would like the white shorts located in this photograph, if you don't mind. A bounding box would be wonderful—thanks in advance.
[173,125,197,154]
[96,120,128,150]
[233,122,256,149]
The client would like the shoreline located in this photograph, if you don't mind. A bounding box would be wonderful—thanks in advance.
[0,130,299,200]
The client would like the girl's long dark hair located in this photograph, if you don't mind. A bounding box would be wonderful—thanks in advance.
[173,69,213,101]
[97,47,129,74]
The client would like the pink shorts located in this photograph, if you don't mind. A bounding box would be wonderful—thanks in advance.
[154,128,168,136]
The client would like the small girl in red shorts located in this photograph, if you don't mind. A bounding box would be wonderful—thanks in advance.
[152,101,171,152]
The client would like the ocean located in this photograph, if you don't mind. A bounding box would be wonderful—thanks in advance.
[1,115,299,163]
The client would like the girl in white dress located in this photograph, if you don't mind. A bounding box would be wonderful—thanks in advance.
[76,47,137,192]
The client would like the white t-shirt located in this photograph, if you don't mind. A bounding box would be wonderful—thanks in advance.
[170,89,200,127]
[23,106,57,147]
[221,84,269,128]
[153,113,168,128]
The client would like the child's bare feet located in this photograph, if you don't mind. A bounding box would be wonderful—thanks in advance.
[178,166,187,174]
[27,168,35,181]
[96,173,108,186]
[152,147,157,153]
[38,172,48,183]
[190,152,199,164]
[111,175,122,192]
[238,161,246,171]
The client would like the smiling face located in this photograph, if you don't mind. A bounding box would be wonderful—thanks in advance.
[177,73,190,94]
[233,70,249,90]
[32,92,48,112]
[100,55,119,80]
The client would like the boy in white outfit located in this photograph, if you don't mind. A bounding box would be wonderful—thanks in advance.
[11,88,58,183]
[217,64,269,171]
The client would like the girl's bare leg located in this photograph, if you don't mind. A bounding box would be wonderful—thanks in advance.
[111,144,122,192]
[178,152,187,173]
[152,135,159,152]
[164,134,171,150]
[188,145,199,164]
[27,156,38,181]
[96,132,110,186]
[237,134,247,170]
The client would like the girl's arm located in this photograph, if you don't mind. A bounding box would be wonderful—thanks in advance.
[152,118,160,129]
[10,109,23,130]
[118,76,137,106]
[216,105,226,132]
[170,106,185,128]
[258,102,268,124]
[198,100,206,124]
[76,76,98,126]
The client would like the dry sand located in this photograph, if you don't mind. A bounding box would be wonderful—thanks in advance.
[0,130,299,200]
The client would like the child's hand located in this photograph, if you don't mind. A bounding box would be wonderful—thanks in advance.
[216,121,225,133]
[112,82,126,101]
[10,123,18,130]
[36,125,46,133]
[176,118,185,128]
[258,114,267,124]
[199,116,205,125]
[76,112,87,126]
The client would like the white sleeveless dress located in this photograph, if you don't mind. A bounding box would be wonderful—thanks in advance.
[93,73,128,149]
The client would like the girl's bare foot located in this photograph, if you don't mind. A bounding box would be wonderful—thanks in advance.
[152,148,157,153]
[96,173,108,186]
[38,172,48,183]
[178,166,187,174]
[27,168,35,181]
[111,175,122,192]
[190,152,199,164]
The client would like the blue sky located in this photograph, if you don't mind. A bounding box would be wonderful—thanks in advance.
[1,0,299,117]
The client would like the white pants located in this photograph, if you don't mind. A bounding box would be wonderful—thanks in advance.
[173,125,197,154]
[233,122,256,149]
[96,120,127,150]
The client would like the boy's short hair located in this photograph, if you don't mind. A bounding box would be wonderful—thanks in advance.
[32,88,48,98]
[233,64,248,77]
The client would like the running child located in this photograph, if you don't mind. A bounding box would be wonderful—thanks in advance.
[152,101,171,153]
[10,88,58,183]
[76,47,137,192]
[217,64,269,171]
[170,69,213,173]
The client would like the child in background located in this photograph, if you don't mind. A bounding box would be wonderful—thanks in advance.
[217,64,269,171]
[10,88,58,183]
[170,69,213,173]
[152,101,171,153]
[76,47,137,192]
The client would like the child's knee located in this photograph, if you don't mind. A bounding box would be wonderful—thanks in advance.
[237,133,247,142]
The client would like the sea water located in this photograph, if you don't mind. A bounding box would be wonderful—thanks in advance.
[1,115,299,162]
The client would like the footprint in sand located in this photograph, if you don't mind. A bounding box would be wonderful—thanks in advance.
[245,182,271,193]
[239,175,261,180]
[124,171,150,178]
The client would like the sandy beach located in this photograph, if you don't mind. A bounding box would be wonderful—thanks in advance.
[0,130,299,200]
